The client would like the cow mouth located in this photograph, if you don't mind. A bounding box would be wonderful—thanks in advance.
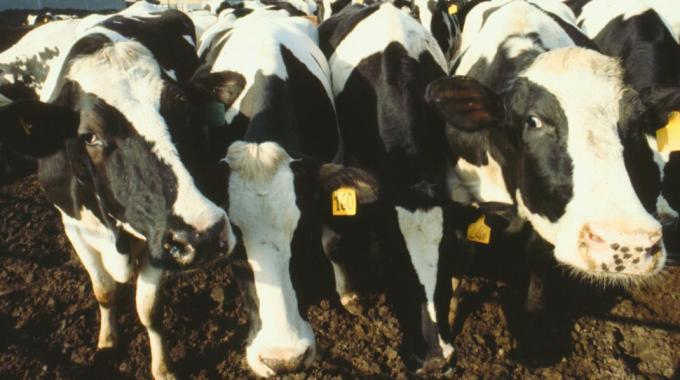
[577,225,664,276]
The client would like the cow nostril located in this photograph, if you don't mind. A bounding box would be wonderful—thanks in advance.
[163,231,195,265]
[583,225,605,244]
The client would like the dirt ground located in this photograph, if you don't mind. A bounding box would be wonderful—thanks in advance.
[1,174,679,379]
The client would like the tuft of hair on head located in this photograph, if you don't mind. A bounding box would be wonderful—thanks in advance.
[224,141,292,183]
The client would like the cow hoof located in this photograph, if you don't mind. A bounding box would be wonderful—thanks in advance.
[340,293,363,316]
[97,329,117,350]
[152,363,177,380]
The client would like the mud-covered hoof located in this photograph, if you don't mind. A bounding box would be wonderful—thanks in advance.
[340,293,363,316]
[152,362,177,380]
[97,331,117,350]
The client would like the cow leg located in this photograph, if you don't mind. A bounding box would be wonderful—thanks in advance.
[524,231,553,313]
[321,225,362,314]
[61,215,119,349]
[136,262,174,380]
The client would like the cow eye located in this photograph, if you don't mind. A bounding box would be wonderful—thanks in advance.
[82,133,103,147]
[526,115,544,130]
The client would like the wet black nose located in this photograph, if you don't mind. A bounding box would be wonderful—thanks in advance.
[163,230,196,266]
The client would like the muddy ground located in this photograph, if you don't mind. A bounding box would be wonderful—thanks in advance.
[1,174,679,379]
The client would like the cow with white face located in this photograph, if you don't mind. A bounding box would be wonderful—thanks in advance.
[192,9,354,377]
[432,0,667,313]
[0,7,235,380]
[318,2,482,371]
[564,0,680,257]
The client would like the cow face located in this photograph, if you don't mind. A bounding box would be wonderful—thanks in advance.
[223,141,316,377]
[427,47,666,282]
[0,40,235,269]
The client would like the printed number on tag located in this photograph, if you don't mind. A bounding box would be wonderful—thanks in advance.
[467,215,491,244]
[332,187,357,216]
[657,111,680,153]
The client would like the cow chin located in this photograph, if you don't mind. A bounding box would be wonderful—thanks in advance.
[552,219,667,284]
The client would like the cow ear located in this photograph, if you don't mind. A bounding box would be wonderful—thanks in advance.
[0,100,78,158]
[425,76,505,131]
[639,86,680,131]
[187,65,246,108]
[317,163,380,205]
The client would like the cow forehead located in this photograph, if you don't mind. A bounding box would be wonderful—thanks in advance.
[66,41,169,147]
[521,48,625,131]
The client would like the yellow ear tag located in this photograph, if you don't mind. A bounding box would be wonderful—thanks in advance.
[355,0,364,4]
[657,111,680,153]
[448,4,458,14]
[467,215,491,244]
[332,187,357,216]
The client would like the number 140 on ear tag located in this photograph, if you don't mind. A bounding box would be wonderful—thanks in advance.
[332,187,357,216]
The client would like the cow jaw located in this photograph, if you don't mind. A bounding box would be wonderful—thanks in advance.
[226,142,316,377]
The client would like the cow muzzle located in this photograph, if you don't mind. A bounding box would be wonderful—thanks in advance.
[578,223,665,275]
[247,339,316,377]
[161,217,235,268]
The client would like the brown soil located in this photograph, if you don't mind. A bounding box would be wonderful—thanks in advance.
[1,174,679,379]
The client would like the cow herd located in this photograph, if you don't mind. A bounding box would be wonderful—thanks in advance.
[0,0,678,378]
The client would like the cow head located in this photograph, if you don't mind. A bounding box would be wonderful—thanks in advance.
[0,38,236,269]
[427,47,667,282]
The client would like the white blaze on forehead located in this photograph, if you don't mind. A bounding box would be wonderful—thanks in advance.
[518,48,661,269]
[330,3,447,94]
[66,40,225,231]
[226,142,314,377]
[395,206,451,355]
[454,0,575,76]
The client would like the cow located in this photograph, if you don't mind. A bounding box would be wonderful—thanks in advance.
[0,20,81,101]
[318,2,482,371]
[24,12,78,26]
[0,5,235,380]
[185,9,218,40]
[434,0,667,322]
[646,0,680,42]
[564,0,680,260]
[191,8,350,376]
[316,0,462,61]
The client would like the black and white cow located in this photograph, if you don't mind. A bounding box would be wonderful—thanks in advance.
[565,0,680,257]
[317,0,462,61]
[318,2,481,370]
[192,9,344,376]
[436,0,667,314]
[0,5,234,380]
[0,19,80,100]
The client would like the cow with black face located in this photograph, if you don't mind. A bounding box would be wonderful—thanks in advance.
[564,0,680,259]
[0,6,235,380]
[318,2,481,372]
[192,8,360,377]
[430,0,667,315]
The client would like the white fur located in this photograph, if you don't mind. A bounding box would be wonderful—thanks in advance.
[200,10,330,124]
[395,206,452,358]
[449,153,514,205]
[186,9,217,40]
[136,262,174,380]
[0,19,80,98]
[330,3,447,94]
[519,48,664,276]
[645,135,679,224]
[226,142,315,377]
[578,0,678,43]
[454,0,575,76]
[60,206,134,284]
